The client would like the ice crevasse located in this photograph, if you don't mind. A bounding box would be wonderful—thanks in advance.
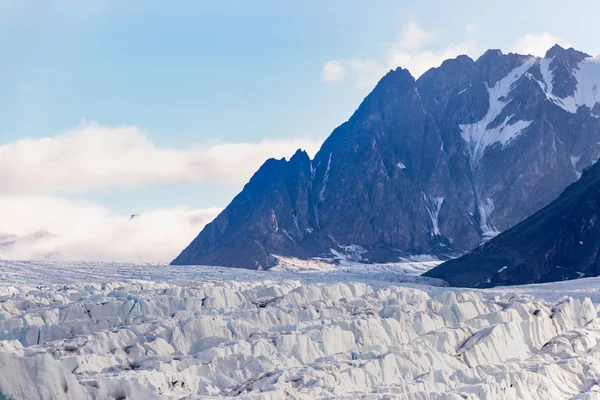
[0,278,599,399]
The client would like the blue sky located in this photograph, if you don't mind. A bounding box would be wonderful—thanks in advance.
[5,1,600,149]
[1,0,600,261]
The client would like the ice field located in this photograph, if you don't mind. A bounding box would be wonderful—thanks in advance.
[1,260,600,399]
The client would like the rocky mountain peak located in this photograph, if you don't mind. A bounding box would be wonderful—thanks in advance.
[544,43,565,58]
[543,44,591,99]
[173,45,600,270]
[479,49,504,59]
[357,67,416,110]
[475,50,532,87]
[545,43,590,61]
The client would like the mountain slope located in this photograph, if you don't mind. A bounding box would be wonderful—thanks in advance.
[424,160,600,287]
[174,45,600,269]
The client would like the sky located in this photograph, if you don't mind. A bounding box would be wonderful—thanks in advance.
[1,0,600,262]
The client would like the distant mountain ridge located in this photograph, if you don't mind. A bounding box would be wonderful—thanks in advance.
[173,45,600,270]
[0,230,60,260]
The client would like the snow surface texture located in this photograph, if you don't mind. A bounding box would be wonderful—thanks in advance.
[2,262,600,399]
[538,56,600,114]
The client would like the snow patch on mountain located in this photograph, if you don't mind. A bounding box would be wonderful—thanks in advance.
[458,57,535,243]
[479,197,501,239]
[571,154,583,179]
[565,56,600,112]
[539,56,555,94]
[423,194,444,236]
[461,57,536,166]
[318,153,332,202]
[538,55,600,113]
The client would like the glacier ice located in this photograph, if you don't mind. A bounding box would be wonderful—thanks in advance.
[1,261,600,398]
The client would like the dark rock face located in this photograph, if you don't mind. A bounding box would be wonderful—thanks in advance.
[173,46,600,270]
[171,150,317,270]
[424,161,600,287]
[545,45,589,98]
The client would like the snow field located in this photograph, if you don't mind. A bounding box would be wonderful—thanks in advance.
[0,262,600,398]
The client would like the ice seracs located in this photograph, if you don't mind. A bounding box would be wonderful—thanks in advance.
[1,261,600,399]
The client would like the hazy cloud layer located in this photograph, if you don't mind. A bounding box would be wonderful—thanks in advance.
[0,122,323,194]
[0,122,322,262]
[0,194,221,263]
[321,21,476,89]
[512,32,572,57]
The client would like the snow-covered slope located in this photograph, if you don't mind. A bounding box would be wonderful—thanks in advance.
[538,54,600,114]
[2,261,600,399]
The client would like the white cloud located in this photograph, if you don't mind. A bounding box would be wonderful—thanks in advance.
[397,21,436,50]
[322,21,576,91]
[512,32,572,57]
[0,194,221,263]
[321,60,346,82]
[343,58,388,90]
[0,122,322,262]
[387,41,475,79]
[322,21,475,89]
[384,21,475,77]
[0,122,323,194]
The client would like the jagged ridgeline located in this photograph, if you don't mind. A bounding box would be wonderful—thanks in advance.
[173,45,600,269]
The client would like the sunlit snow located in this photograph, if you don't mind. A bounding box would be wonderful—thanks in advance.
[460,57,536,166]
[423,194,444,237]
[571,154,583,179]
[2,261,600,398]
[537,55,600,113]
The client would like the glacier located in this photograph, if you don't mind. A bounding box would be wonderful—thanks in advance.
[2,261,600,399]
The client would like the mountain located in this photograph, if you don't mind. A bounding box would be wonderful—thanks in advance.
[0,230,61,260]
[0,233,19,247]
[424,159,600,287]
[173,45,600,270]
[0,230,57,248]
